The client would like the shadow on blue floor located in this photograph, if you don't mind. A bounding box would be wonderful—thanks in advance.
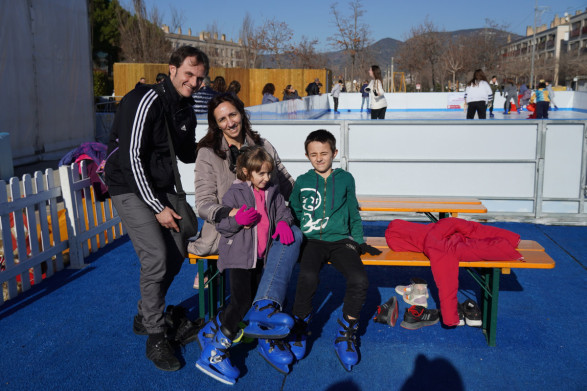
[0,222,585,390]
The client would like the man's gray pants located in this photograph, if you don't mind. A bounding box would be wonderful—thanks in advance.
[112,193,185,334]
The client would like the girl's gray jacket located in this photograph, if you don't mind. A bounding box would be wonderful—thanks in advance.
[215,180,294,272]
[187,135,294,256]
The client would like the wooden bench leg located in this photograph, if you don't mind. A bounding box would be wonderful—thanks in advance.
[480,268,500,347]
[466,267,500,347]
[197,259,206,320]
[195,258,226,321]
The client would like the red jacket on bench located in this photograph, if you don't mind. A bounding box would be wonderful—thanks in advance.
[385,218,522,326]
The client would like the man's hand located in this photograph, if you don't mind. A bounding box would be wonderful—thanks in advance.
[156,206,181,232]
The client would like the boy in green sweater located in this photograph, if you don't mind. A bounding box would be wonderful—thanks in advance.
[288,129,380,371]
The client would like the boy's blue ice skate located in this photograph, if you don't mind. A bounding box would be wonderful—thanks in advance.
[258,338,294,373]
[243,300,294,339]
[197,314,220,350]
[196,327,240,385]
[334,315,359,371]
[288,314,311,360]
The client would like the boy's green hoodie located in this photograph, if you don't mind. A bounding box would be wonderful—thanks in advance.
[289,168,365,243]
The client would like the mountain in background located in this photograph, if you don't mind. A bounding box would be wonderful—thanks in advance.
[259,28,523,70]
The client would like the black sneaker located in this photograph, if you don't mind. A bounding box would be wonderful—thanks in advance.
[173,318,205,346]
[164,305,204,345]
[458,304,465,326]
[461,299,482,327]
[133,314,148,335]
[146,334,181,371]
[400,305,440,330]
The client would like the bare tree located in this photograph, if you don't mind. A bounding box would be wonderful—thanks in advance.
[290,36,327,69]
[117,0,171,63]
[328,1,371,83]
[168,5,185,34]
[207,20,220,38]
[259,18,293,68]
[443,36,468,91]
[409,19,444,91]
[239,13,255,68]
[396,39,425,90]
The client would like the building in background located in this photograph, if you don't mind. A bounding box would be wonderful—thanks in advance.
[499,8,586,86]
[161,25,253,68]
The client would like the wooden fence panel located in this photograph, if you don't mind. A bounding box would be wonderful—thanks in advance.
[0,169,67,303]
[114,63,331,108]
[1,166,126,303]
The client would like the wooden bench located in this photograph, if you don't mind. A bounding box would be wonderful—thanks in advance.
[358,196,488,222]
[188,236,555,347]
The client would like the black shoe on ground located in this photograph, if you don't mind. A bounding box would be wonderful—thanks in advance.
[165,305,205,345]
[173,318,205,346]
[133,314,148,335]
[458,303,465,326]
[461,299,482,327]
[146,334,181,371]
[400,305,440,330]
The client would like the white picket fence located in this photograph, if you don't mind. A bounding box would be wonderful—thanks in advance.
[0,162,124,303]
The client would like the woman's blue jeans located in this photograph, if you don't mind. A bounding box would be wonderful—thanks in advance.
[253,225,302,309]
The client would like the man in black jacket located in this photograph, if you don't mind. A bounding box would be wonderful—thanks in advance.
[105,46,208,371]
[305,78,321,96]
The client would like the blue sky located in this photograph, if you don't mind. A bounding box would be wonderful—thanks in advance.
[138,0,586,50]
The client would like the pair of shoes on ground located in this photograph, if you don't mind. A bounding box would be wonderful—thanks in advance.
[134,305,204,345]
[395,277,429,308]
[135,305,205,371]
[458,299,482,327]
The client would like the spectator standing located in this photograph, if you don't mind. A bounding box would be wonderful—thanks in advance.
[359,80,369,112]
[331,79,342,114]
[283,85,301,100]
[156,73,166,84]
[305,78,321,96]
[135,77,146,88]
[192,76,217,115]
[213,76,227,93]
[464,69,493,119]
[503,78,518,114]
[261,83,279,104]
[227,80,241,97]
[488,76,499,118]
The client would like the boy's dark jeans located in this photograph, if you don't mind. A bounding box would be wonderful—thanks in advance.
[293,239,369,319]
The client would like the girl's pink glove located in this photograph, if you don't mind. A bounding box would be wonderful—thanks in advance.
[271,221,294,245]
[234,205,261,226]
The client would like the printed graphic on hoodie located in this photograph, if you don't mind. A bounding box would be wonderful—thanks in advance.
[300,187,330,233]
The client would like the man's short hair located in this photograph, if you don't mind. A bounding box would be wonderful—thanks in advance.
[304,129,337,154]
[169,46,210,75]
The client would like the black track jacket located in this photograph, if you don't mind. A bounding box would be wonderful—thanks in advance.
[105,76,197,213]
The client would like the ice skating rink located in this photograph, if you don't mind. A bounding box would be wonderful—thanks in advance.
[305,108,587,120]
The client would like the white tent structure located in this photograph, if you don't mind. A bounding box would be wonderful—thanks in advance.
[0,1,94,167]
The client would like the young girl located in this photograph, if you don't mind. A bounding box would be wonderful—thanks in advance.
[366,65,388,119]
[196,146,296,384]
